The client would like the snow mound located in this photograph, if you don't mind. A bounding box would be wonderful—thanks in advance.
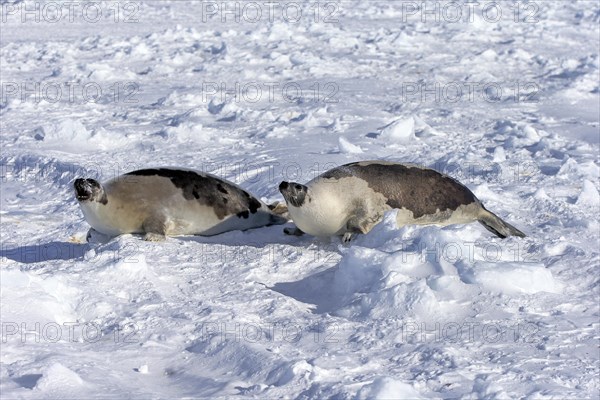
[161,121,210,143]
[34,119,129,152]
[356,377,424,400]
[468,262,562,294]
[0,268,80,325]
[379,117,416,143]
[576,180,600,206]
[0,269,32,288]
[492,120,543,147]
[413,115,445,138]
[328,228,461,320]
[34,363,86,392]
[338,136,364,154]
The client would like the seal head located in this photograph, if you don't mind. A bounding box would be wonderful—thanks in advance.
[74,178,107,204]
[279,181,308,208]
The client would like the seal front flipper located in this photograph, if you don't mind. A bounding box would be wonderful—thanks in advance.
[342,232,356,243]
[144,232,167,242]
[284,226,305,236]
[346,210,384,236]
[142,214,171,242]
[342,209,384,242]
[341,218,376,243]
[86,228,111,244]
[86,228,95,243]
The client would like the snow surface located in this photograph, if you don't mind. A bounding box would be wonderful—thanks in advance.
[1,0,599,398]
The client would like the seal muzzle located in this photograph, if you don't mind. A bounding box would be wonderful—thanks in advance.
[74,178,105,203]
[279,181,308,207]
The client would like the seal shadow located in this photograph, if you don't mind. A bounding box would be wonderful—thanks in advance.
[12,374,43,390]
[0,241,88,264]
[175,223,316,249]
[270,266,343,315]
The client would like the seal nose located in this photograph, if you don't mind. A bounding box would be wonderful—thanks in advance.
[74,178,88,193]
[279,181,289,191]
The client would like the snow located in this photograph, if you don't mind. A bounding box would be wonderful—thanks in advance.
[356,377,424,400]
[338,136,364,154]
[1,0,599,399]
[379,117,417,144]
[577,179,600,206]
[466,262,562,295]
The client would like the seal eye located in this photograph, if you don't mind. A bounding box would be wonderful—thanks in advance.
[295,184,302,190]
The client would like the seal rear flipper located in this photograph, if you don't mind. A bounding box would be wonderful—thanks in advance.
[268,201,289,219]
[478,207,526,238]
[266,201,289,225]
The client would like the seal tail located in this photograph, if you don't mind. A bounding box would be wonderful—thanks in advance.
[478,207,526,238]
